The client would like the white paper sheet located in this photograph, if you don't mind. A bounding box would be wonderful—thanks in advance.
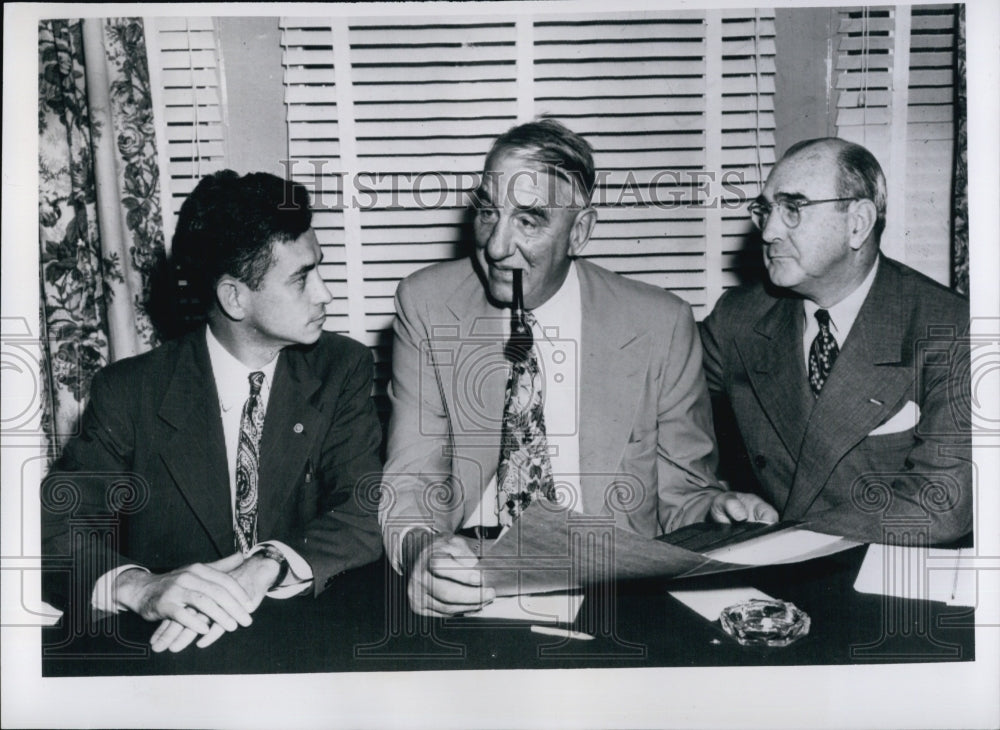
[706,527,860,566]
[668,586,776,621]
[36,602,63,626]
[0,597,63,627]
[853,544,976,607]
[462,591,584,623]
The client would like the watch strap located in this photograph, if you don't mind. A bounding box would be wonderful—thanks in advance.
[259,544,289,590]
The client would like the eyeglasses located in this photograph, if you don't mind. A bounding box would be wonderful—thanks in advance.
[749,197,857,230]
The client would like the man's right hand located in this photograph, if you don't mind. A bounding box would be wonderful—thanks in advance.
[147,551,282,653]
[404,532,495,617]
[113,552,255,638]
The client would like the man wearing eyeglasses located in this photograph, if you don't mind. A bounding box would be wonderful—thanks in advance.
[700,137,971,545]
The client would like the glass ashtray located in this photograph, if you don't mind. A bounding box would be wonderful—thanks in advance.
[719,598,810,647]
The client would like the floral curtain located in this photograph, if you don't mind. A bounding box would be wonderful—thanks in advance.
[38,18,166,455]
[951,4,968,295]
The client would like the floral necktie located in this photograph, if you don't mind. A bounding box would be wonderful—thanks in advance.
[497,311,556,527]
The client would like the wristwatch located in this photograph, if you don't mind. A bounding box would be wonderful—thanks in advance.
[258,544,289,590]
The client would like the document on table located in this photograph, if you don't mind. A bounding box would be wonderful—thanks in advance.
[472,502,860,596]
[668,586,776,621]
[463,592,584,623]
[0,598,62,627]
[704,526,861,566]
[853,544,975,607]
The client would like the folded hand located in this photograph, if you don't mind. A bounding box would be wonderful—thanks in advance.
[145,552,279,653]
[709,491,779,524]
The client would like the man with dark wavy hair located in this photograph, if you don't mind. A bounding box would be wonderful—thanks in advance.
[42,170,382,652]
[380,119,777,617]
[701,137,971,544]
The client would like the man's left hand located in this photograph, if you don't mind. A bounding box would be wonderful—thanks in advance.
[709,491,779,524]
[150,553,280,653]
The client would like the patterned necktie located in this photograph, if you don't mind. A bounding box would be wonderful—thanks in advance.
[235,371,266,554]
[497,311,556,527]
[808,309,839,396]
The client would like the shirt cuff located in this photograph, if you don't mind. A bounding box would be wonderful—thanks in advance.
[91,564,148,614]
[251,541,312,598]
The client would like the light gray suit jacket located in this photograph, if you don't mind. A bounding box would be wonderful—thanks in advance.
[380,257,724,554]
[700,256,972,544]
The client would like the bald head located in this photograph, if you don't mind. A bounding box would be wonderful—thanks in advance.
[756,137,884,307]
[782,138,887,245]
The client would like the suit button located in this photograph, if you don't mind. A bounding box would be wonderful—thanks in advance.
[754,454,767,469]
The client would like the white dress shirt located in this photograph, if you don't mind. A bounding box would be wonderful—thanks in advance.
[461,261,584,530]
[91,327,311,612]
[802,257,880,368]
[206,326,280,507]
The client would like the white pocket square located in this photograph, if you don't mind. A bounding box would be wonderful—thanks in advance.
[869,400,920,436]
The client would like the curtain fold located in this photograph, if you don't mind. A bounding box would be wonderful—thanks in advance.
[38,18,166,454]
[952,4,968,296]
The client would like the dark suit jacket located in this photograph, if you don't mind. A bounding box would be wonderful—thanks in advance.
[700,256,972,544]
[42,327,383,607]
[380,257,723,551]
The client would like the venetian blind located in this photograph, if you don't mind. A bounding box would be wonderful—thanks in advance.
[146,16,229,249]
[280,10,777,401]
[833,4,957,284]
[531,11,776,310]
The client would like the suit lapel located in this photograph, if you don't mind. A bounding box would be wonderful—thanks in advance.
[784,259,913,518]
[733,296,812,462]
[256,348,324,538]
[577,261,650,516]
[157,331,233,556]
[442,261,653,521]
[445,268,506,524]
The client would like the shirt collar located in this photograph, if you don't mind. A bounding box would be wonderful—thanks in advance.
[205,326,280,413]
[530,260,580,336]
[803,257,880,339]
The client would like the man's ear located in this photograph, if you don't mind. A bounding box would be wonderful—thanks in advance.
[215,276,247,321]
[568,207,598,257]
[847,198,877,251]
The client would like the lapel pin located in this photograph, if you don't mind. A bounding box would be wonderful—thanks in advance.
[868,398,883,406]
[293,423,304,434]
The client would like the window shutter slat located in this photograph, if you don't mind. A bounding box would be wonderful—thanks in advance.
[533,14,705,36]
[834,4,956,284]
[280,9,779,414]
[280,23,349,339]
[148,16,229,231]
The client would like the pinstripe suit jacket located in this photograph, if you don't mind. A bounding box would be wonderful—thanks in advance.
[700,255,972,544]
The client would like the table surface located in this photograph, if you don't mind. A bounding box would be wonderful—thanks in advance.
[41,546,975,676]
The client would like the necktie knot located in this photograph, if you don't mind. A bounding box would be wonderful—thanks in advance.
[505,310,536,363]
[808,309,839,397]
[248,371,265,396]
